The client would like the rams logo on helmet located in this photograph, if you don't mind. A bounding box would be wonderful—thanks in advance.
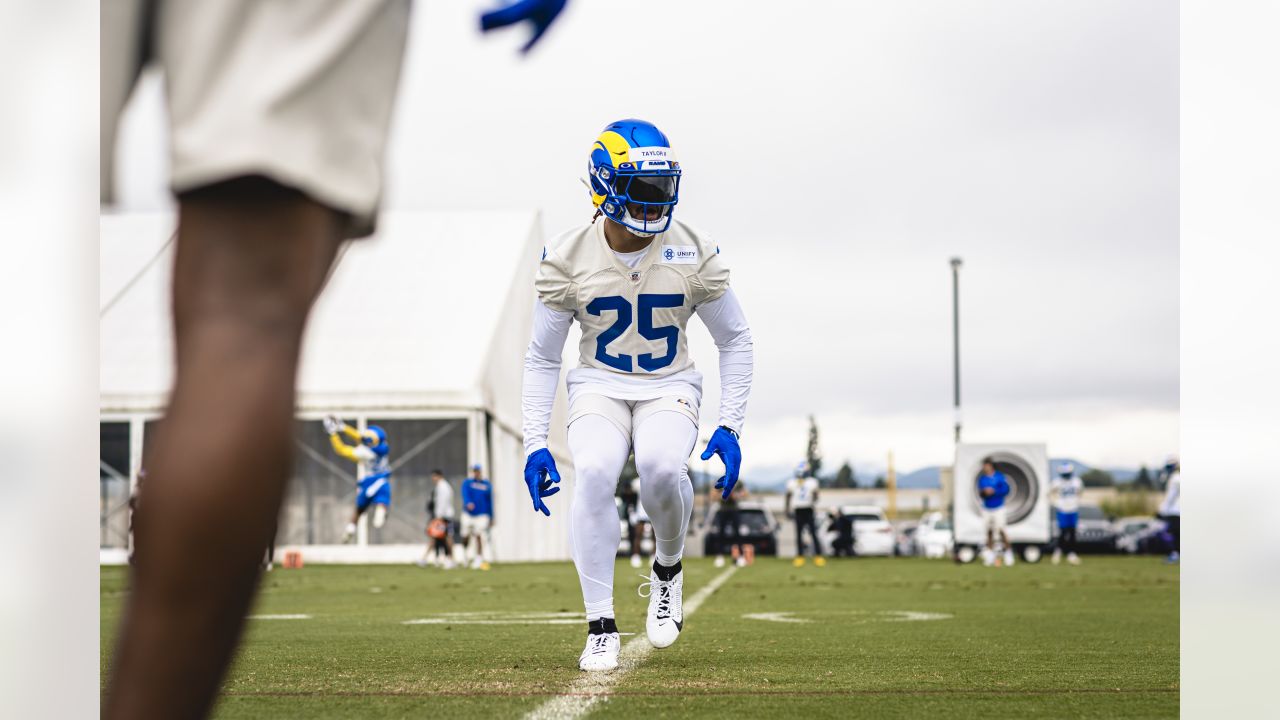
[587,119,682,237]
[362,425,389,456]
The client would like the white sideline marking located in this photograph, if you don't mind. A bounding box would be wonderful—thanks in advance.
[524,566,738,720]
[742,611,812,624]
[885,610,953,622]
[404,612,585,626]
[247,614,312,620]
[740,609,953,624]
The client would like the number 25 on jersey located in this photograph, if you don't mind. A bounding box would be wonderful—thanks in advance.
[586,293,683,373]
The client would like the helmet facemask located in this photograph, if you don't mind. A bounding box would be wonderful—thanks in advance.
[596,165,681,237]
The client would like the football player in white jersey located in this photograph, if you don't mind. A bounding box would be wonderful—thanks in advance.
[785,462,826,567]
[521,119,754,672]
[1049,461,1084,565]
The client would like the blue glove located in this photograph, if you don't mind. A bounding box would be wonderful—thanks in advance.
[479,0,568,54]
[700,426,742,500]
[523,448,562,516]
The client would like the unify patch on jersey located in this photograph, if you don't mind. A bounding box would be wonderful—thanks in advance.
[660,246,698,264]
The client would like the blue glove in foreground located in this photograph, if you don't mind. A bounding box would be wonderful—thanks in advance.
[523,448,562,516]
[700,426,742,500]
[479,0,568,54]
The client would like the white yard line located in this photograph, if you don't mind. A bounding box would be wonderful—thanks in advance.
[246,614,312,620]
[524,566,738,720]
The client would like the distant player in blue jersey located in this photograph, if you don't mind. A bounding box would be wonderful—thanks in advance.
[323,415,391,543]
[1050,462,1084,565]
[977,457,1013,566]
[461,464,494,570]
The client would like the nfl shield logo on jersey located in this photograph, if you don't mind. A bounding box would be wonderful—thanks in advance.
[629,271,641,283]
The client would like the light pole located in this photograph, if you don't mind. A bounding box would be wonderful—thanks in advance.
[950,257,963,445]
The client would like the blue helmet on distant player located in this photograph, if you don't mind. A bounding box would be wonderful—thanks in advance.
[1056,461,1075,477]
[587,119,682,237]
[362,425,388,456]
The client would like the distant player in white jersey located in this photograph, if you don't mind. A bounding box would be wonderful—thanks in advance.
[521,119,754,672]
[785,462,826,567]
[1050,462,1084,565]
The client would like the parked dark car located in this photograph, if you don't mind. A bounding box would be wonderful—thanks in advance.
[1053,505,1118,553]
[703,502,779,557]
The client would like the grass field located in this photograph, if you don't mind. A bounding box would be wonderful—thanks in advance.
[101,556,1178,718]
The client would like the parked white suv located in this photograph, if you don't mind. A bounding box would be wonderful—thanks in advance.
[842,505,895,556]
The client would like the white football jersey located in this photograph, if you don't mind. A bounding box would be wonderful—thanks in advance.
[1050,476,1083,513]
[787,477,819,508]
[536,219,730,381]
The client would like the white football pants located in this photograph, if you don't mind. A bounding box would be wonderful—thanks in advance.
[567,410,697,621]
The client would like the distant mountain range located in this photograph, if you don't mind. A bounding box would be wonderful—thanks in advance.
[736,457,1147,492]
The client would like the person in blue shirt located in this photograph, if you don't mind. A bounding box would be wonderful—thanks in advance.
[977,457,1014,566]
[461,464,494,570]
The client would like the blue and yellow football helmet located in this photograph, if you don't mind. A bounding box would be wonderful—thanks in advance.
[588,119,682,236]
[362,425,388,455]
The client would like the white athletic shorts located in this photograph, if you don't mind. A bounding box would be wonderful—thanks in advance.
[982,506,1008,532]
[101,0,411,238]
[567,393,699,441]
[460,514,491,536]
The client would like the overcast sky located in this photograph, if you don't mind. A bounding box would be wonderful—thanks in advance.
[112,0,1178,479]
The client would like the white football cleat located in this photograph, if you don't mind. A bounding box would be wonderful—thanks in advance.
[1003,550,1016,566]
[1067,552,1081,565]
[630,554,642,568]
[981,548,996,566]
[1051,549,1062,565]
[579,632,620,671]
[342,523,357,544]
[714,555,726,568]
[641,566,684,649]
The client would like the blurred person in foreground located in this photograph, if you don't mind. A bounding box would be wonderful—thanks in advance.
[1050,461,1084,565]
[460,464,494,570]
[101,2,569,717]
[978,457,1014,566]
[324,416,392,543]
[1159,455,1180,563]
[786,462,825,567]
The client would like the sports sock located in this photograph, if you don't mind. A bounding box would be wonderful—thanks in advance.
[652,559,681,582]
[588,617,618,635]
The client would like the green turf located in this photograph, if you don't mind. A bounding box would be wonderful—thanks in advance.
[101,556,1178,718]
